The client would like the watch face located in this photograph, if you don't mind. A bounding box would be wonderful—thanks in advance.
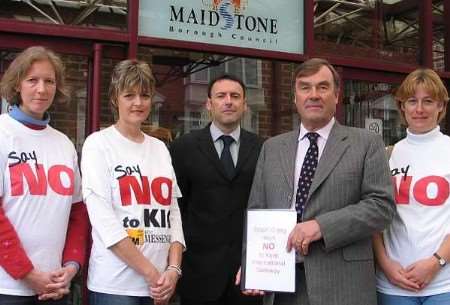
[440,258,446,266]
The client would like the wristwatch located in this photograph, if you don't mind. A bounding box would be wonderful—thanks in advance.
[433,252,447,267]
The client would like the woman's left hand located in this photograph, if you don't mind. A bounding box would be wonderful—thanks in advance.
[404,257,441,289]
[150,269,179,304]
[38,264,78,300]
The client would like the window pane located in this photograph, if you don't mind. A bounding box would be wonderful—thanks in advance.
[1,0,128,31]
[210,62,226,81]
[227,58,243,80]
[343,80,404,145]
[314,0,420,65]
[433,1,445,71]
[244,58,259,87]
[191,66,208,82]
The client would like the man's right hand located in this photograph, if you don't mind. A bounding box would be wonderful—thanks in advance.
[234,267,265,296]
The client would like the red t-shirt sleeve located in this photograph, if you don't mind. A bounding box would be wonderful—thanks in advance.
[0,197,34,280]
[62,201,89,268]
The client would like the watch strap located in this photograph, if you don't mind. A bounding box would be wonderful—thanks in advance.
[433,252,446,267]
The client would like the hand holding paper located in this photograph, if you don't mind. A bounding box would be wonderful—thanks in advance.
[286,220,322,256]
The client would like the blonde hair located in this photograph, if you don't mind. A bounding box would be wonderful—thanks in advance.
[0,46,68,105]
[395,68,449,124]
[108,59,156,113]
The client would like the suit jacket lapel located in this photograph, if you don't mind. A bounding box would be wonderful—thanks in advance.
[280,130,299,194]
[235,129,257,175]
[309,122,349,196]
[197,126,231,180]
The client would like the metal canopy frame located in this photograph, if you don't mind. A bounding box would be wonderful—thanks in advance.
[314,0,445,68]
[5,0,127,27]
[152,54,235,87]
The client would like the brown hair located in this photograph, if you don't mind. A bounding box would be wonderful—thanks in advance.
[293,58,340,93]
[0,46,68,105]
[395,68,449,124]
[207,74,246,98]
[108,59,156,113]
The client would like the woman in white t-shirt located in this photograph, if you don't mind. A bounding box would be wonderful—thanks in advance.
[0,46,88,304]
[81,59,185,305]
[373,68,450,305]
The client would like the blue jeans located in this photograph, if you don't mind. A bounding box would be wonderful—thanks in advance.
[378,291,450,305]
[89,290,154,305]
[0,294,68,305]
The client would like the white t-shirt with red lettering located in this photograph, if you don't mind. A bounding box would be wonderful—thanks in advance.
[81,125,185,297]
[0,114,82,296]
[376,127,450,296]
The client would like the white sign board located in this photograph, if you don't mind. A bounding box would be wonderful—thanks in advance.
[244,209,296,292]
[139,0,304,54]
[365,118,383,136]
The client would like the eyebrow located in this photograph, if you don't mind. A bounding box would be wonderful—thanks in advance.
[25,75,55,79]
[214,91,242,95]
[407,95,433,99]
[297,80,331,87]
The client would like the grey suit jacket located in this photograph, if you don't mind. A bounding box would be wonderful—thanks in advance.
[247,122,396,305]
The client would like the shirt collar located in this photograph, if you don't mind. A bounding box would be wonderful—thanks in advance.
[298,117,335,142]
[9,104,50,128]
[210,122,241,143]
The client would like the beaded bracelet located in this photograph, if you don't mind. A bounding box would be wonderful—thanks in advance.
[166,264,182,277]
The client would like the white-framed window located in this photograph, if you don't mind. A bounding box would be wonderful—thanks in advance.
[190,111,202,129]
[191,67,208,83]
[183,105,210,133]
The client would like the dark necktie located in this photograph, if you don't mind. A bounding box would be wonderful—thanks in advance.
[220,135,235,179]
[295,132,319,222]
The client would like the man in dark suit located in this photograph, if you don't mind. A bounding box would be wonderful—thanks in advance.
[240,58,396,305]
[170,74,263,305]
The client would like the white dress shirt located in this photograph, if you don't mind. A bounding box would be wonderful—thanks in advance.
[291,117,335,208]
[210,122,241,166]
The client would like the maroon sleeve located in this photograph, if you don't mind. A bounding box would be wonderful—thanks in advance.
[0,197,34,280]
[62,201,90,268]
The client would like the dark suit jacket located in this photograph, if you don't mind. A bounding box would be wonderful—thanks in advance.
[247,122,396,305]
[170,125,263,301]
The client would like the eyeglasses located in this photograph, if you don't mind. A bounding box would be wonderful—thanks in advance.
[403,98,440,109]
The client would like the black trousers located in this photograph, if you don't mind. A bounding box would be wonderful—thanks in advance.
[180,278,262,305]
[0,294,68,305]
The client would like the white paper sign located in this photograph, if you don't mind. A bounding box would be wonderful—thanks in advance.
[365,118,383,136]
[245,209,296,292]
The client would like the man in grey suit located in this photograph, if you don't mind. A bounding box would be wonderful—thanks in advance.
[240,58,396,305]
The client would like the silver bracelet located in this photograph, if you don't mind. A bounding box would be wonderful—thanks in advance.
[166,264,182,277]
[63,261,80,273]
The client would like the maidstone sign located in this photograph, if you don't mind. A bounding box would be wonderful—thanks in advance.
[139,0,304,54]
